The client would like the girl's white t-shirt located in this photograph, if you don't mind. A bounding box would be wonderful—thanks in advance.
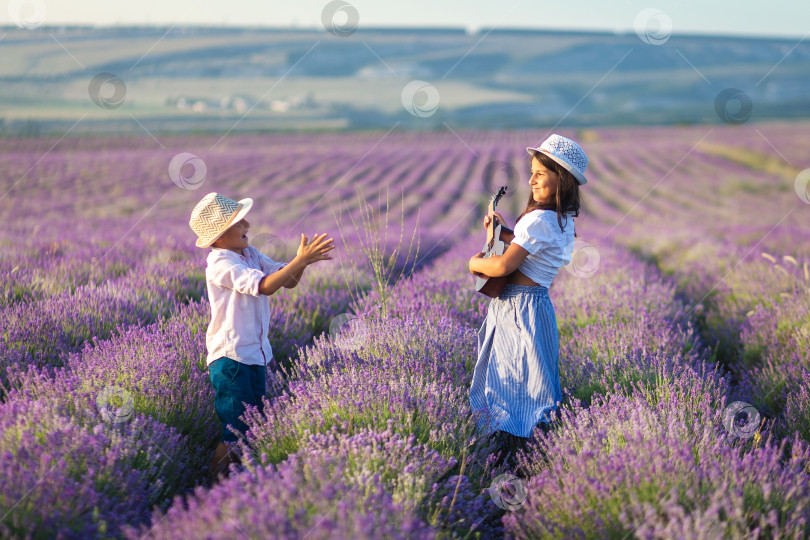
[510,209,575,288]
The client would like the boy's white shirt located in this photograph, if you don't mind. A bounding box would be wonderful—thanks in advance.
[204,245,287,368]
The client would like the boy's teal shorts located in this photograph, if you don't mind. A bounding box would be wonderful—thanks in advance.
[208,356,267,443]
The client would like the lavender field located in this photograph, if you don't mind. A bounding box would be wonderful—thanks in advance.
[1,120,809,539]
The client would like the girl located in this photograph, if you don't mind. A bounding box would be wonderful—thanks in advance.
[467,133,589,469]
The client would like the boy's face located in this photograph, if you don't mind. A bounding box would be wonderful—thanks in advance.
[212,218,250,254]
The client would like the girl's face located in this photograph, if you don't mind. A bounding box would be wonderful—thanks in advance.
[529,155,560,204]
[213,218,250,254]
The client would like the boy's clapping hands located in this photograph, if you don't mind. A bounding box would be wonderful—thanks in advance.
[256,233,334,295]
[296,233,334,264]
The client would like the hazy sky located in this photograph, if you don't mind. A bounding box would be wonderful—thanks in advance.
[4,0,809,40]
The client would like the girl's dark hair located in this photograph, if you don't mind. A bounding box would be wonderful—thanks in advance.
[515,151,581,238]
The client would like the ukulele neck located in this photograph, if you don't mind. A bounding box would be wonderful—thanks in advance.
[484,186,507,249]
[486,200,497,247]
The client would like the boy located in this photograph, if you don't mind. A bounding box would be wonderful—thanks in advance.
[189,192,334,482]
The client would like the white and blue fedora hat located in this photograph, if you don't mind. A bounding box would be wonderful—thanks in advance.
[526,134,589,185]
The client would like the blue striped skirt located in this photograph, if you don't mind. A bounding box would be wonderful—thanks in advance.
[469,283,562,438]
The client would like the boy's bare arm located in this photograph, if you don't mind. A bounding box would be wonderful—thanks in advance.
[258,258,308,296]
[282,266,305,288]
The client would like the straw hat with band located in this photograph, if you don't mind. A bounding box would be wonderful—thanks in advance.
[189,192,253,248]
[526,134,589,185]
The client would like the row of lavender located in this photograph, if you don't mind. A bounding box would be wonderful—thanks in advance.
[2,121,807,251]
[617,225,810,446]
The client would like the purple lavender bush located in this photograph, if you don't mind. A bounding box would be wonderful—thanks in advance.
[1,282,156,376]
[508,382,810,539]
[785,371,810,443]
[352,270,488,330]
[123,446,436,540]
[625,237,807,374]
[1,258,205,384]
[238,348,489,471]
[0,261,42,307]
[65,298,220,453]
[548,243,712,406]
[263,265,359,370]
[0,389,192,539]
[296,424,504,537]
[295,314,477,387]
[236,313,505,529]
[0,235,202,308]
[738,286,810,420]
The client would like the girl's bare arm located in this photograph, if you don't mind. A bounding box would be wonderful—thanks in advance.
[499,227,515,244]
[469,242,529,277]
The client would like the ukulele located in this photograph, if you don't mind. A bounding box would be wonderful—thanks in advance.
[474,186,511,298]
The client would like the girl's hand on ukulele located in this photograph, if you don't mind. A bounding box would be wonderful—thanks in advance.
[483,212,508,230]
[297,233,334,265]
